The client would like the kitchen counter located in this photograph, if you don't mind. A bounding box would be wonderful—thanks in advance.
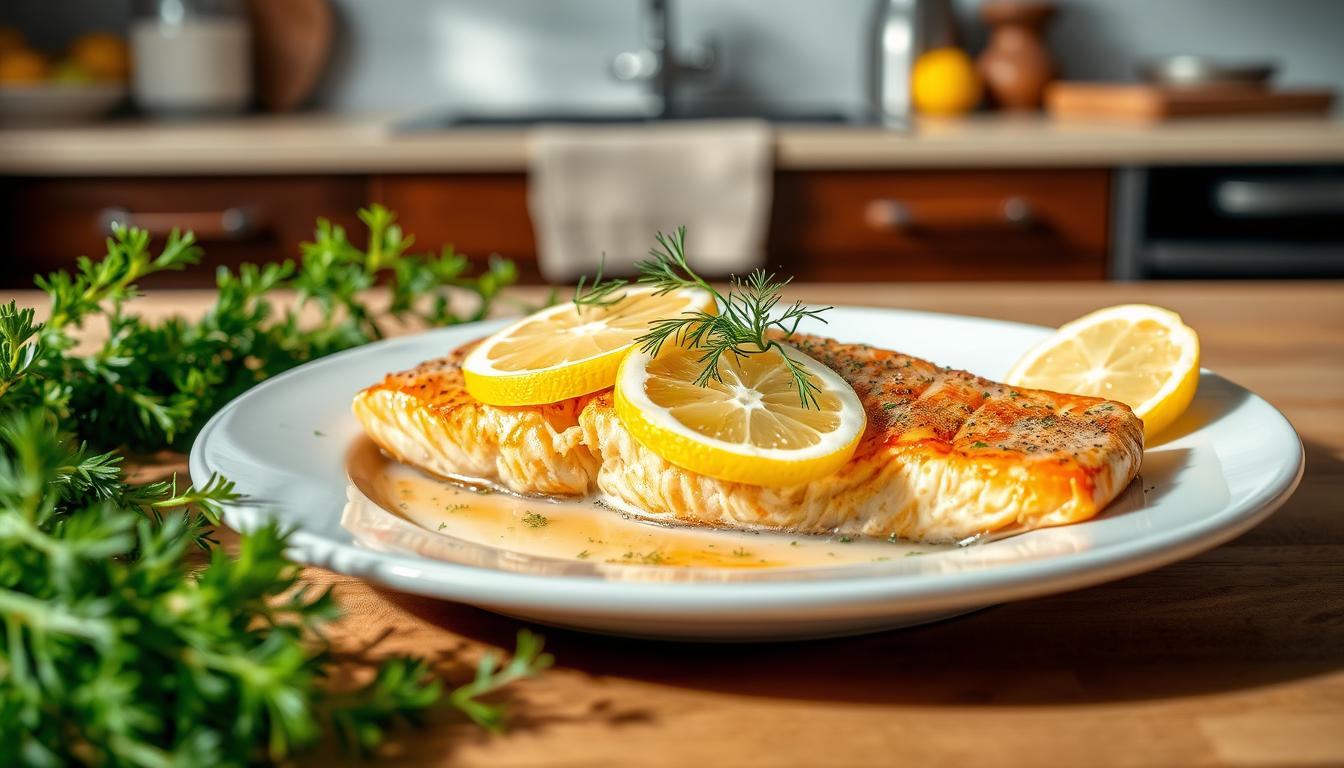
[15,281,1340,767]
[2,114,1344,175]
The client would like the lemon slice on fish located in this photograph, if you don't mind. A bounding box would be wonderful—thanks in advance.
[614,342,866,486]
[1005,304,1200,440]
[463,286,714,406]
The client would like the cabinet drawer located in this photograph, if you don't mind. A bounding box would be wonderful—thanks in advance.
[1,176,366,287]
[770,169,1109,281]
[372,174,541,280]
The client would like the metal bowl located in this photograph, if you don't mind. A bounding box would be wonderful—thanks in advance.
[1139,55,1277,88]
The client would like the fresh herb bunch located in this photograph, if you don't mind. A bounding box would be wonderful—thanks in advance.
[35,204,518,454]
[622,227,832,408]
[0,209,551,766]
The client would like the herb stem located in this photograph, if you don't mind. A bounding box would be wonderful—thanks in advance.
[625,227,831,408]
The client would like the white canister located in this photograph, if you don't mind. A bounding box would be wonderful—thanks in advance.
[131,0,252,115]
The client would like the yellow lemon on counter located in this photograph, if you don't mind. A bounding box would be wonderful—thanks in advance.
[912,47,983,116]
[69,33,130,81]
[52,59,96,85]
[1005,304,1201,441]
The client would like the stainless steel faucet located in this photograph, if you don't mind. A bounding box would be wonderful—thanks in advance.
[611,0,716,117]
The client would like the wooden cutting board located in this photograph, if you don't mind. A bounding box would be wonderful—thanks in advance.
[247,0,334,112]
[1046,82,1334,121]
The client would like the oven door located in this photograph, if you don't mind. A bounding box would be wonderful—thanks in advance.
[1112,166,1344,279]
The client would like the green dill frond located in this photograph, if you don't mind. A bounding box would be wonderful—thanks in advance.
[573,254,628,311]
[631,228,832,408]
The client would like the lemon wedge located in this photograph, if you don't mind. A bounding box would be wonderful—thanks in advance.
[462,286,714,406]
[1005,304,1200,440]
[614,342,866,486]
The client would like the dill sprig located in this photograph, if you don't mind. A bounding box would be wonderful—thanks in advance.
[632,227,832,408]
[572,254,628,312]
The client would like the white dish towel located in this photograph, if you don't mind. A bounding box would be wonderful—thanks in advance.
[528,120,773,283]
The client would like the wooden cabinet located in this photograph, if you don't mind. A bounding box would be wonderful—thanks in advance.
[2,169,1110,287]
[379,169,1110,284]
[1,176,365,287]
[370,174,542,280]
[770,169,1109,281]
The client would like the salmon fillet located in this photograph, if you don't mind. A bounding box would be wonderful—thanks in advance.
[579,334,1144,542]
[352,344,598,496]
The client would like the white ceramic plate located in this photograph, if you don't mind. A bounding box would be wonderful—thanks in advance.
[189,308,1303,641]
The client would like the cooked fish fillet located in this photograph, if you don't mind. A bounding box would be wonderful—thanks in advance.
[352,344,598,496]
[579,334,1143,542]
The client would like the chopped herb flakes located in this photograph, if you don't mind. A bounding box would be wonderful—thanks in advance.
[621,550,667,565]
[522,511,549,528]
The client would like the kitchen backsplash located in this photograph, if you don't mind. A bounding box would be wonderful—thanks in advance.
[8,0,1344,114]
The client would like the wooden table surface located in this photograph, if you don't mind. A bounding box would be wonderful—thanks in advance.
[12,282,1342,767]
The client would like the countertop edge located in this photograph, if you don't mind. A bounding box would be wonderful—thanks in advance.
[2,116,1344,176]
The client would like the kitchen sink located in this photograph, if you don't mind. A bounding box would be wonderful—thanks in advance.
[395,107,884,132]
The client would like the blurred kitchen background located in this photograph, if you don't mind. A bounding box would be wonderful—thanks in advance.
[1,0,1342,286]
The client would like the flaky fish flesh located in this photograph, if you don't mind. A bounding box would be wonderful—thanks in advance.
[354,335,1143,542]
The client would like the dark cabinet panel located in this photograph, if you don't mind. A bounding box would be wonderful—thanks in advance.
[371,173,542,281]
[769,169,1109,281]
[2,169,1111,287]
[1,176,366,287]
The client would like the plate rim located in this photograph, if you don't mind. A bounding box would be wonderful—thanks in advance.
[188,306,1305,617]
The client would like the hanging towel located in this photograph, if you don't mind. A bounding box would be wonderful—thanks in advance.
[528,120,773,282]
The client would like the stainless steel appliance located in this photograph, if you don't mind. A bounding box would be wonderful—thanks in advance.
[1111,166,1344,279]
[868,0,957,127]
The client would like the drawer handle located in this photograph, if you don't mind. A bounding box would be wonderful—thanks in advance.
[864,196,1036,232]
[99,206,264,241]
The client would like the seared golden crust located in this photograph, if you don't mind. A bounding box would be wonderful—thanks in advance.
[581,334,1143,542]
[354,334,1143,542]
[352,344,599,496]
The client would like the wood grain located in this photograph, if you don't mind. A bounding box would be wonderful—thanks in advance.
[246,0,334,112]
[376,169,1111,284]
[770,169,1109,281]
[1047,83,1335,122]
[7,282,1340,767]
